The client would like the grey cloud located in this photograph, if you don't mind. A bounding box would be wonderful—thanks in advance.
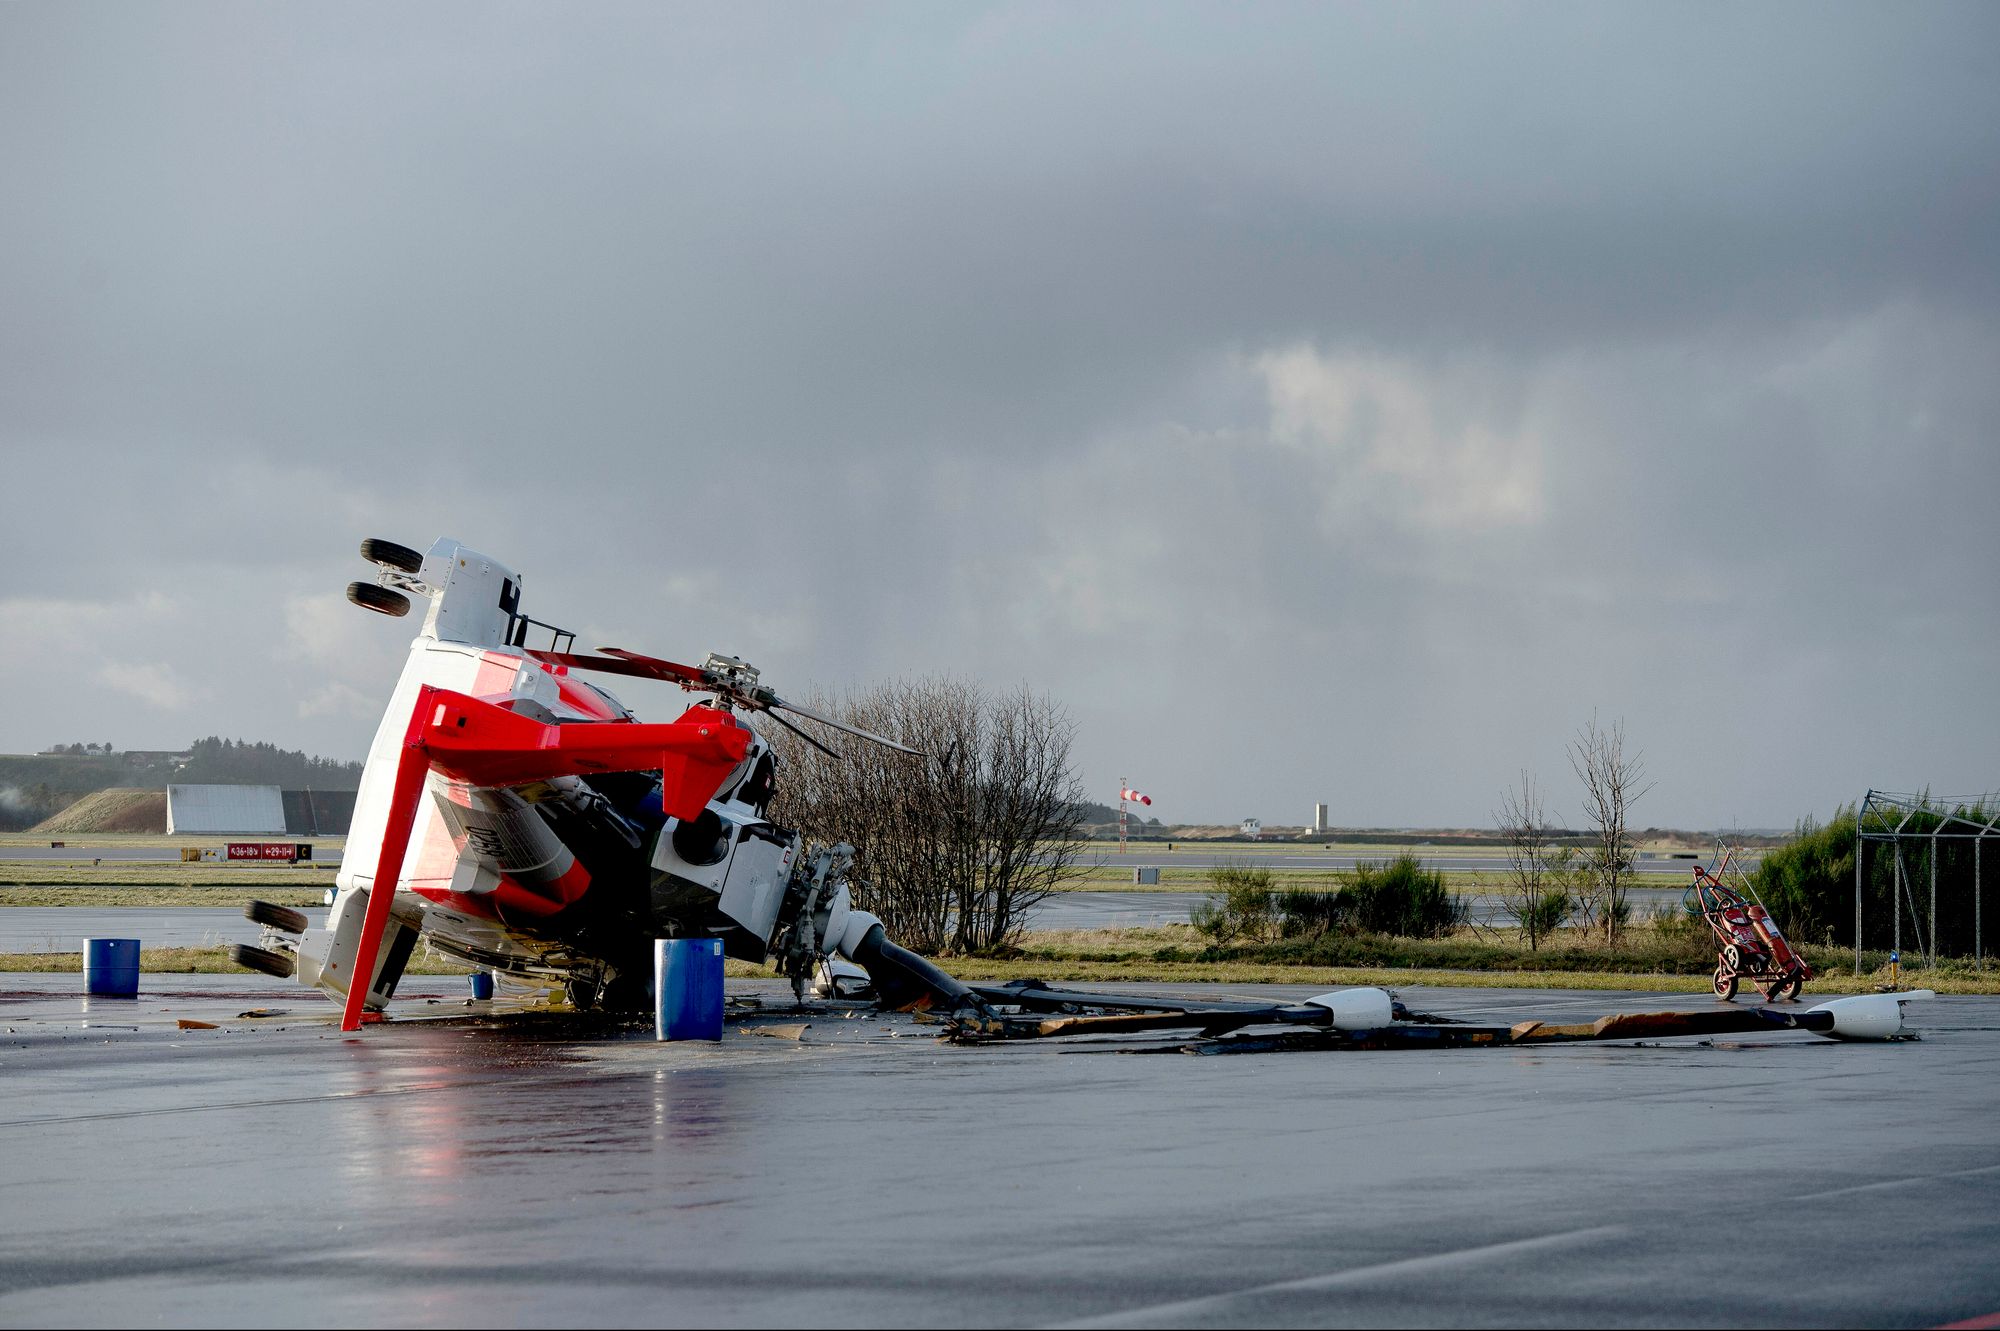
[2,3,1996,825]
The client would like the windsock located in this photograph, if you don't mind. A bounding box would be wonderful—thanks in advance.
[1119,788,1152,806]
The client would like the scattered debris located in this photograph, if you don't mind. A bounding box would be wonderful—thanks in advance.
[176,1019,219,1030]
[939,982,1938,1050]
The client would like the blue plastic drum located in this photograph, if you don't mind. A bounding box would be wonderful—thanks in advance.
[654,938,724,1041]
[468,971,494,1001]
[84,938,140,997]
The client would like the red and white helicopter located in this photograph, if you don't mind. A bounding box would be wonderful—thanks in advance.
[236,536,1933,1049]
[235,536,973,1031]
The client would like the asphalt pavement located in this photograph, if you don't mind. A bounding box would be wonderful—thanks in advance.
[0,906,272,952]
[0,974,1992,1327]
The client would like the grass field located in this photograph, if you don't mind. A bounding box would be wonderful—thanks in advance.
[0,886,327,907]
[0,832,347,851]
[0,866,336,889]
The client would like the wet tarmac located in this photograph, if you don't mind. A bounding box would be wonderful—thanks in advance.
[1,973,1996,1327]
[0,906,274,952]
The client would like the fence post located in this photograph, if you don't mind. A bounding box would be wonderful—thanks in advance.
[1893,844,1904,966]
[1929,827,1939,968]
[1854,829,1865,977]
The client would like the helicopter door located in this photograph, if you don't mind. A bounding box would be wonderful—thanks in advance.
[716,823,797,959]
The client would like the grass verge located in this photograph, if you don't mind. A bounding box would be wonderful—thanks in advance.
[0,886,327,908]
[0,865,336,888]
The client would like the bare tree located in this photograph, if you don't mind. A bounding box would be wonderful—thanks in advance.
[766,676,1088,954]
[1494,770,1568,950]
[1567,715,1653,945]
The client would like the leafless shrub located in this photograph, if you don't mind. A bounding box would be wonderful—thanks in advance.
[767,677,1087,954]
[1568,715,1654,946]
[1493,770,1569,950]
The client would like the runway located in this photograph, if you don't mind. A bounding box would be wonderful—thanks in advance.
[2,845,1714,874]
[1,975,1994,1327]
[1082,849,1728,876]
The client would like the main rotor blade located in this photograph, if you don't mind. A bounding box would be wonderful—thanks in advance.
[763,708,844,761]
[768,696,924,756]
[528,649,708,688]
[598,647,715,685]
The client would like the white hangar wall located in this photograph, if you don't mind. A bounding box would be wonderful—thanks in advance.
[166,784,287,835]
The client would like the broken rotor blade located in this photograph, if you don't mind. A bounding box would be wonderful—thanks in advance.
[765,696,924,756]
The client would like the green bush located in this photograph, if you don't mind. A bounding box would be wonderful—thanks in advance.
[1341,854,1465,940]
[1277,889,1346,941]
[1191,865,1278,944]
[1520,888,1573,946]
[1649,899,1706,946]
[1750,809,1857,947]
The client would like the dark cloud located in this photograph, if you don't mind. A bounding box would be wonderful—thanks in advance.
[3,3,1996,825]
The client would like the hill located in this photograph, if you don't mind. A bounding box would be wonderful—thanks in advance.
[32,788,168,834]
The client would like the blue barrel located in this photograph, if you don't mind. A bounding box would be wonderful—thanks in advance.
[468,971,494,1001]
[655,938,724,1041]
[83,938,140,996]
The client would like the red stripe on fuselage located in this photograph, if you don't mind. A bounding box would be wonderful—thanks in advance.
[411,829,594,925]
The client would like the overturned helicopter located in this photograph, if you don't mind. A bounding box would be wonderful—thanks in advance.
[236,536,971,1031]
[238,537,1936,1049]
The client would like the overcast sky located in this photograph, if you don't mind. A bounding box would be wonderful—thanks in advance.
[3,3,1996,829]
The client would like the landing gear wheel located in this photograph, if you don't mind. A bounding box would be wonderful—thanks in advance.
[1712,968,1738,1001]
[346,582,411,617]
[360,538,424,573]
[1777,972,1805,1002]
[244,900,309,934]
[230,943,296,979]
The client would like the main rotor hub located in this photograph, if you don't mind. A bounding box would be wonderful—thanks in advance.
[699,653,765,710]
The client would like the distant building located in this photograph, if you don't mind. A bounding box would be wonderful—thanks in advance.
[1309,803,1329,834]
[1241,817,1262,839]
[166,784,287,835]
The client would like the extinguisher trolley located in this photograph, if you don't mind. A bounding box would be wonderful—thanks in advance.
[1686,848,1812,1002]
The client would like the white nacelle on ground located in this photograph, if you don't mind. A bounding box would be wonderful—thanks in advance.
[1808,989,1937,1040]
[1303,987,1396,1031]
